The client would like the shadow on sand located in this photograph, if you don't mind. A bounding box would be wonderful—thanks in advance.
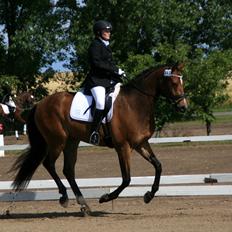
[0,210,141,219]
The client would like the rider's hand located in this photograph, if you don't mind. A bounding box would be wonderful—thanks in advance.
[118,68,125,75]
[118,68,126,78]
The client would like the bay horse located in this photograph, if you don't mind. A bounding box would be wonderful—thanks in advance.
[11,63,187,213]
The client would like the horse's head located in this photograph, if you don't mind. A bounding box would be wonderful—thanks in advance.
[162,63,188,112]
[14,91,35,109]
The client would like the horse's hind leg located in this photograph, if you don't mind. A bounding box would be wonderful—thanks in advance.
[43,154,69,207]
[63,138,91,214]
[135,141,162,203]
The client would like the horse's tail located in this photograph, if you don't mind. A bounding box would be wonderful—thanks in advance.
[11,105,47,191]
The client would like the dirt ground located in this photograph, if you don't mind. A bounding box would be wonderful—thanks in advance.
[0,123,232,232]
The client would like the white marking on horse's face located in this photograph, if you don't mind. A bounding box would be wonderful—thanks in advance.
[179,76,183,85]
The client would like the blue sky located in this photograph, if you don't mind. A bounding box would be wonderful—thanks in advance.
[49,60,71,72]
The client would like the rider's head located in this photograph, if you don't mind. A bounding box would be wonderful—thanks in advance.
[93,20,112,41]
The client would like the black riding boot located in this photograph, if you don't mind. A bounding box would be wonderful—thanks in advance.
[89,109,104,145]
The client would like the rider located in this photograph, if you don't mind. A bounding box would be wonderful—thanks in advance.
[1,85,16,117]
[84,20,125,145]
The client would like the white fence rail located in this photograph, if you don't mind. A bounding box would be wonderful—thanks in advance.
[1,135,232,201]
[0,173,231,201]
[1,135,232,152]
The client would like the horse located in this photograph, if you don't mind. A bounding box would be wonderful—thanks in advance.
[0,91,35,138]
[11,63,187,214]
[0,91,35,124]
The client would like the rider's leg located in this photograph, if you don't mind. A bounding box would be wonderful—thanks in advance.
[89,86,105,145]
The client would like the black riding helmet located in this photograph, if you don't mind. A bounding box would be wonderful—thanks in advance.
[93,20,112,36]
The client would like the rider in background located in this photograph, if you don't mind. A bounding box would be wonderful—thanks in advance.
[1,84,16,118]
[84,20,125,145]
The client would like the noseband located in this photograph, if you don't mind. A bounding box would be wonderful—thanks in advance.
[163,69,186,104]
[171,93,186,104]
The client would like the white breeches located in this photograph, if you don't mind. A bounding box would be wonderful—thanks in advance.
[91,86,106,110]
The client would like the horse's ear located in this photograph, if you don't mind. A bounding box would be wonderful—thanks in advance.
[178,63,184,71]
[173,62,184,71]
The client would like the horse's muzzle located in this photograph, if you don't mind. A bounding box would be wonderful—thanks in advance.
[177,104,188,113]
[176,97,188,112]
[172,94,188,112]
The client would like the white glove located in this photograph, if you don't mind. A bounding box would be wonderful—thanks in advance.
[118,68,125,76]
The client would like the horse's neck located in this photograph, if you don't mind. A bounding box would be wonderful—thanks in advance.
[134,71,161,99]
[122,77,158,118]
[126,71,162,119]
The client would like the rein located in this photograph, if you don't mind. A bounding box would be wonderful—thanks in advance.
[126,78,156,98]
[125,72,185,102]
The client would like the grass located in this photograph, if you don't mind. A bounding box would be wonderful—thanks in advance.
[213,103,232,112]
[156,113,232,138]
[214,114,232,124]
[170,114,232,127]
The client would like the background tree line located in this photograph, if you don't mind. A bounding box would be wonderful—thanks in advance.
[0,0,232,134]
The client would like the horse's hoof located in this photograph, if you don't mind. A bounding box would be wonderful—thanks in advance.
[99,193,110,203]
[76,196,91,215]
[144,191,154,204]
[80,205,91,216]
[59,196,69,208]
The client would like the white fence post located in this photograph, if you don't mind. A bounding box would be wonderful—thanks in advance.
[15,130,19,140]
[0,134,4,157]
[23,124,27,135]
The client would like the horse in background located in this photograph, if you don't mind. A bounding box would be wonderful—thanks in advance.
[0,91,35,137]
[11,63,187,214]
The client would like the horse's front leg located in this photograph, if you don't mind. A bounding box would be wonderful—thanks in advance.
[14,109,26,124]
[135,141,162,203]
[99,143,132,203]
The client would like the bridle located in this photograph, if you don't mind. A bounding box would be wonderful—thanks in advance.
[163,70,186,104]
[127,69,186,104]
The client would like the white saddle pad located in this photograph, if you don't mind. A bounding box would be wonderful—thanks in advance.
[70,83,121,123]
[0,104,10,114]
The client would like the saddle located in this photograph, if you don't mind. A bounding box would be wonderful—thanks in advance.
[70,83,121,123]
[70,84,121,147]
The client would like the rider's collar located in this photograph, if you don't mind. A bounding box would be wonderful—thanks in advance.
[99,37,110,46]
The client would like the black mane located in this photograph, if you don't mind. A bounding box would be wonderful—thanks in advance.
[124,64,169,88]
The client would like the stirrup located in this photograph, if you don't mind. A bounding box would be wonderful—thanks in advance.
[89,131,100,145]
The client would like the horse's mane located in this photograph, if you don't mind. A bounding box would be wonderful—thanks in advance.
[124,64,168,88]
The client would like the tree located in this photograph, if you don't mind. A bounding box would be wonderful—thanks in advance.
[67,0,232,134]
[0,0,231,134]
[0,0,70,94]
[185,49,232,135]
